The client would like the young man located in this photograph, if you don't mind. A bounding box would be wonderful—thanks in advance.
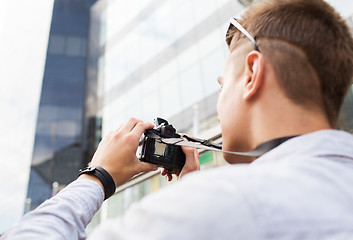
[2,0,353,239]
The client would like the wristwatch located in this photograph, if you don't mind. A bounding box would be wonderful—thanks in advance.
[78,166,116,200]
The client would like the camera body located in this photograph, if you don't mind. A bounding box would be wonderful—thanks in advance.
[139,118,185,171]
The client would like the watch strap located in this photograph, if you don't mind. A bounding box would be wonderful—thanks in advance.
[78,166,116,200]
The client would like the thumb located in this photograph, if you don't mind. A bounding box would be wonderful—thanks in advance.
[138,162,158,173]
[181,146,196,158]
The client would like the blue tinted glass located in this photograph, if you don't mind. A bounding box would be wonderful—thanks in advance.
[26,0,96,211]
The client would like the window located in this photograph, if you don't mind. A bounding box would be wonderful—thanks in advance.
[48,34,86,57]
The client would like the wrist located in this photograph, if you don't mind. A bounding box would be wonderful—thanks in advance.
[78,166,116,200]
[78,174,104,190]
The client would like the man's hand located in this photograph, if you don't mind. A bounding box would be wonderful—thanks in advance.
[161,145,200,181]
[84,118,158,186]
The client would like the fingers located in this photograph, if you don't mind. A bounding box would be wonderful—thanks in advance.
[161,169,180,181]
[130,121,154,139]
[121,118,142,133]
[194,148,200,160]
[90,118,159,186]
[115,123,124,132]
[164,171,173,181]
[179,133,192,138]
[105,130,115,138]
[138,161,158,173]
[179,146,200,178]
[181,146,197,158]
[167,172,172,181]
[117,118,153,140]
[104,124,124,140]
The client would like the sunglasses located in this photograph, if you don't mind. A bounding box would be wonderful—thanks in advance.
[227,18,260,52]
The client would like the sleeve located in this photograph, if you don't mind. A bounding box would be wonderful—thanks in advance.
[88,169,258,240]
[0,179,104,240]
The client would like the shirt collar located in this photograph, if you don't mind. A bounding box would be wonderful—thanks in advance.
[252,129,353,165]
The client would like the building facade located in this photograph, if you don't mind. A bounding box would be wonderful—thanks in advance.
[25,0,97,211]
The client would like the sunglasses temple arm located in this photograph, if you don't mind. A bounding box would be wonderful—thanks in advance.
[229,18,259,51]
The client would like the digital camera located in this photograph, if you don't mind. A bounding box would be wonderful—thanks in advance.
[138,118,186,171]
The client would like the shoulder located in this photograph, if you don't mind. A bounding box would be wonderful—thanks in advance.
[136,164,254,213]
[121,165,260,239]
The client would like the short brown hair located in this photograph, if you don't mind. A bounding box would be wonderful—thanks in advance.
[227,0,353,126]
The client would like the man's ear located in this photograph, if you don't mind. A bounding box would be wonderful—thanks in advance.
[243,51,265,100]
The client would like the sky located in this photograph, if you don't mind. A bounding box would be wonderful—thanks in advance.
[0,0,53,232]
[326,0,353,18]
[0,0,351,235]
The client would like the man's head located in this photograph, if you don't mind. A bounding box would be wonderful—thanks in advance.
[217,0,353,161]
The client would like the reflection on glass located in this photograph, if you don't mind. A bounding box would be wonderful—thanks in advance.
[48,35,66,54]
[27,0,93,212]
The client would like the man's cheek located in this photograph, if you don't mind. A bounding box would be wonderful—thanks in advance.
[216,93,223,116]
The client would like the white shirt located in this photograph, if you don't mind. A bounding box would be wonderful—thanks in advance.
[2,130,353,239]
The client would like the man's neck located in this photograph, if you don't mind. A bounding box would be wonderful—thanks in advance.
[248,101,332,150]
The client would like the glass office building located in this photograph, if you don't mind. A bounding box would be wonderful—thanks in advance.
[25,0,97,211]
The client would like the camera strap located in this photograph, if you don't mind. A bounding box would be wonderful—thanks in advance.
[146,132,296,157]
